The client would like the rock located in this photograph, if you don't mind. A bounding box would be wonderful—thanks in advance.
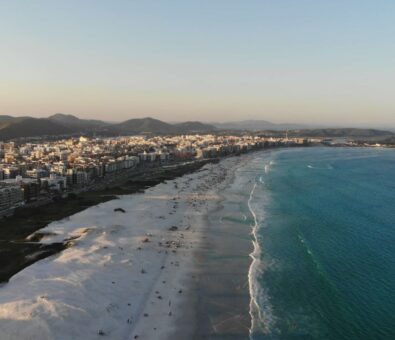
[98,329,106,336]
[142,237,150,243]
[168,226,178,231]
[114,208,126,213]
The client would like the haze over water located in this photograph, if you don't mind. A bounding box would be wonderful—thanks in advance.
[243,147,395,339]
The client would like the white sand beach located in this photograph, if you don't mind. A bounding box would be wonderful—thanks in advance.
[0,158,240,340]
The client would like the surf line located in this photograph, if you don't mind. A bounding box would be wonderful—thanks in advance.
[247,181,265,338]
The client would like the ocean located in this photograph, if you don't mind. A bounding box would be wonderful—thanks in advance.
[245,147,395,339]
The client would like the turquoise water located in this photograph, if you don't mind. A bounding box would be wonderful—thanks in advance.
[246,147,395,339]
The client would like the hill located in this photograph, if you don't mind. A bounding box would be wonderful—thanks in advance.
[110,118,216,135]
[173,121,216,133]
[48,113,109,130]
[0,115,20,124]
[287,128,394,138]
[212,120,312,131]
[0,118,71,140]
[110,117,179,135]
[0,113,392,140]
[0,115,217,140]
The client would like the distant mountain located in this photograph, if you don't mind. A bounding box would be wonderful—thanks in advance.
[0,113,108,140]
[0,113,392,140]
[110,117,179,135]
[0,115,19,124]
[0,117,71,140]
[212,119,395,138]
[0,115,217,140]
[287,128,394,138]
[173,121,216,133]
[376,136,395,144]
[110,117,216,135]
[48,113,109,130]
[212,120,313,131]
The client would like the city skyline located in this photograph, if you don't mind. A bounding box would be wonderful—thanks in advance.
[1,1,395,126]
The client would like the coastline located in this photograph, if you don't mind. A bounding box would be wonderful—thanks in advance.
[173,154,257,339]
[0,159,217,283]
[0,155,246,339]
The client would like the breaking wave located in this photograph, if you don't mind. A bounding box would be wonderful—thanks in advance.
[307,164,333,170]
[247,181,274,338]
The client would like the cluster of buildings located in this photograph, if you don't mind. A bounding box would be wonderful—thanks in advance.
[0,134,308,216]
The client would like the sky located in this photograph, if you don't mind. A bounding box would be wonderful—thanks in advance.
[1,0,395,126]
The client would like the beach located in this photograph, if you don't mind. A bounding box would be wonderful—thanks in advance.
[0,155,251,340]
[0,159,216,284]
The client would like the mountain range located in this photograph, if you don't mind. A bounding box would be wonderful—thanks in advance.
[211,120,313,131]
[0,114,217,140]
[0,113,393,141]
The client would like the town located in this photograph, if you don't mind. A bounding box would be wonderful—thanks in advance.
[0,134,309,217]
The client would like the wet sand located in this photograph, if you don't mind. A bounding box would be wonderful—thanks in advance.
[0,154,258,340]
[171,155,254,340]
[0,157,238,340]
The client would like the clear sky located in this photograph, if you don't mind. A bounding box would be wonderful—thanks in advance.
[1,0,395,126]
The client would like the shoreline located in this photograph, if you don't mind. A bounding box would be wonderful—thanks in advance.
[0,155,243,339]
[186,154,256,339]
[0,158,217,283]
[248,182,261,337]
[1,146,392,339]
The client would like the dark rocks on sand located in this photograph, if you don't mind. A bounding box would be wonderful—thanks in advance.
[168,226,178,231]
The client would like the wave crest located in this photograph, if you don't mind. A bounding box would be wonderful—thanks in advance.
[248,182,274,338]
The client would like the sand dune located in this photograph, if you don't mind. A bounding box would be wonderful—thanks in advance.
[0,158,238,340]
